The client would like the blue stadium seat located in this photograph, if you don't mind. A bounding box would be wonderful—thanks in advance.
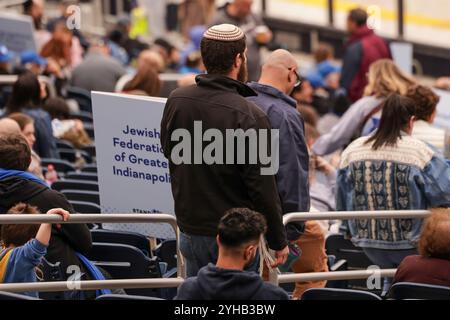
[96,294,164,300]
[41,158,76,174]
[154,239,177,271]
[65,172,98,182]
[91,229,151,256]
[70,110,93,123]
[81,164,98,173]
[389,282,450,300]
[86,242,164,297]
[51,179,99,192]
[69,200,101,213]
[61,189,100,205]
[66,86,92,113]
[56,139,75,151]
[301,288,382,300]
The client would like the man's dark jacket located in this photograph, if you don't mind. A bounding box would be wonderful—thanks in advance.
[175,263,289,300]
[160,74,288,251]
[0,177,93,284]
[247,82,309,241]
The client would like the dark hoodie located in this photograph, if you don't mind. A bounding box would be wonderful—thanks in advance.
[175,263,289,300]
[0,177,92,285]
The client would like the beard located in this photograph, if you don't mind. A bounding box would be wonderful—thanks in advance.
[237,58,248,83]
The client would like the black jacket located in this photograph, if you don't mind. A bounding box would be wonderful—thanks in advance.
[175,263,289,300]
[0,177,92,281]
[161,74,288,251]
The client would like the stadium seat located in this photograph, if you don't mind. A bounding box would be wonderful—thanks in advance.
[70,200,101,213]
[71,110,93,123]
[388,282,450,300]
[91,229,151,256]
[51,179,99,192]
[66,86,92,113]
[86,242,164,297]
[301,288,382,300]
[81,164,98,173]
[61,189,100,205]
[83,123,95,140]
[0,291,41,300]
[154,239,177,271]
[41,158,76,174]
[65,172,98,182]
[56,139,75,151]
[95,294,164,300]
[82,145,96,159]
[326,234,373,288]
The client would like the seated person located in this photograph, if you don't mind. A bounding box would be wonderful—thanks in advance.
[8,113,44,180]
[175,208,289,300]
[393,208,450,287]
[0,203,70,298]
[0,133,93,299]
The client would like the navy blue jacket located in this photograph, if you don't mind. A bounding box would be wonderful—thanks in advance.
[247,82,309,240]
[175,264,289,300]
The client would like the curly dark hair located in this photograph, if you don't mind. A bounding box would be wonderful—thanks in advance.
[218,208,267,248]
[406,84,440,122]
[418,208,450,260]
[0,133,31,171]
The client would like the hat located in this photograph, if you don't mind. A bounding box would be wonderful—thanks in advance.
[0,44,14,63]
[203,24,244,42]
[20,50,48,66]
[317,61,341,78]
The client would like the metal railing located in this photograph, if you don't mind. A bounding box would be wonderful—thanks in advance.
[0,213,185,293]
[0,210,431,293]
[268,210,430,285]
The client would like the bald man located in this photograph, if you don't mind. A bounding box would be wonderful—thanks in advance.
[0,118,21,136]
[247,49,310,242]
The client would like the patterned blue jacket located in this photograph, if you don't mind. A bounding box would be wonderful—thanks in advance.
[336,134,450,249]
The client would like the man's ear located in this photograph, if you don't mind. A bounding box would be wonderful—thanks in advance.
[216,235,221,246]
[234,53,242,69]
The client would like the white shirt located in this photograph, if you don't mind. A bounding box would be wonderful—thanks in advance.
[412,120,445,151]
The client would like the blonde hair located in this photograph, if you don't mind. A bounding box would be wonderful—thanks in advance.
[363,59,416,98]
[418,208,450,260]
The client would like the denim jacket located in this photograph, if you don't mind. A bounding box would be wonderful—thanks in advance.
[336,134,450,249]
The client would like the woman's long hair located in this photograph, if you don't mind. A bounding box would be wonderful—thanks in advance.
[364,59,416,97]
[123,64,161,97]
[365,94,416,150]
[5,71,42,114]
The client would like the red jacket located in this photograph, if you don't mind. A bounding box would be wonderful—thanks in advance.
[343,26,391,102]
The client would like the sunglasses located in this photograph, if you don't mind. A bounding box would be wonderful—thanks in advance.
[289,68,301,87]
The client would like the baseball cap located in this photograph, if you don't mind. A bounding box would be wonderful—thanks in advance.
[0,44,14,63]
[20,50,48,66]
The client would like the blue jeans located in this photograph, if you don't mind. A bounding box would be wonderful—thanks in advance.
[180,232,259,277]
[362,247,417,293]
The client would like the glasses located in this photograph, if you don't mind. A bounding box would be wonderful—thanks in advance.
[289,68,301,87]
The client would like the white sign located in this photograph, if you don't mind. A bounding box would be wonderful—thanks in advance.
[433,88,450,130]
[91,92,175,239]
[0,13,37,53]
[390,42,413,75]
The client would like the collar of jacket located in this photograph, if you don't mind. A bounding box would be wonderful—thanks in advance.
[195,74,257,97]
[248,82,297,108]
[347,25,375,46]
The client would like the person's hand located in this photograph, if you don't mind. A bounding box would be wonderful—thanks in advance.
[315,156,335,175]
[46,208,70,229]
[271,245,289,268]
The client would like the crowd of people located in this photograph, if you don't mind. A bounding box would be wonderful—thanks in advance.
[0,0,450,300]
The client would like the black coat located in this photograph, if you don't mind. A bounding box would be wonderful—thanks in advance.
[0,177,92,282]
[161,74,288,251]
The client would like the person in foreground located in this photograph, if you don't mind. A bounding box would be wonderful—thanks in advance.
[393,208,450,287]
[0,203,70,298]
[175,208,289,300]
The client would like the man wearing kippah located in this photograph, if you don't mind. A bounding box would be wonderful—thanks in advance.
[161,24,289,277]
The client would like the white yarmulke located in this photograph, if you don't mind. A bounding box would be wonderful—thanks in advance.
[203,24,245,42]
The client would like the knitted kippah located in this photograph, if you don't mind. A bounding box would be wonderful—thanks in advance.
[203,24,245,42]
